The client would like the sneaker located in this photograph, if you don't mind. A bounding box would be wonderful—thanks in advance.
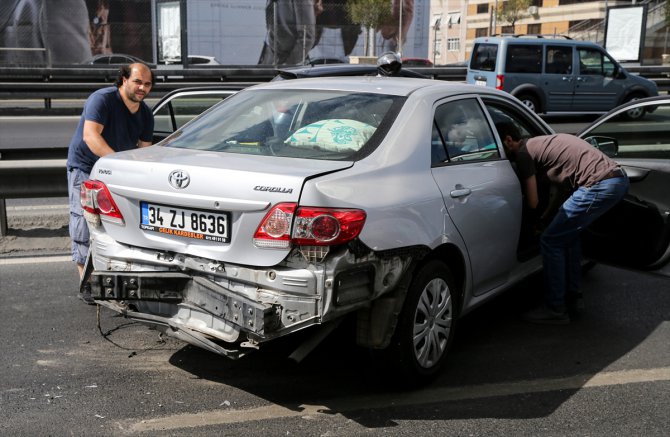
[79,283,96,305]
[522,305,570,325]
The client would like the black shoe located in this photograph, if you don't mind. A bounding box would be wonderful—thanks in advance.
[522,305,570,325]
[567,292,585,319]
[79,283,96,305]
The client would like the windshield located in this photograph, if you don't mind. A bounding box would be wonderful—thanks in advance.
[162,89,404,161]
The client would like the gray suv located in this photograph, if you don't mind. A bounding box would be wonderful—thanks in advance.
[466,35,658,118]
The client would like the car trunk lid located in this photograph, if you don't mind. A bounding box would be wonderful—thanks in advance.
[90,146,353,266]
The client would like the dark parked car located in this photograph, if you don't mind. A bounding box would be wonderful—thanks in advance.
[273,62,428,81]
[83,53,150,66]
[402,57,433,66]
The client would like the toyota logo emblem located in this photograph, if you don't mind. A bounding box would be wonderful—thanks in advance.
[168,170,190,189]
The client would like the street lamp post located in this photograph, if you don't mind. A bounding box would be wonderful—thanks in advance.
[399,0,403,55]
[433,15,441,65]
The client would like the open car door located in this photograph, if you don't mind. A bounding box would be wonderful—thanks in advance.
[579,96,670,276]
[151,88,236,143]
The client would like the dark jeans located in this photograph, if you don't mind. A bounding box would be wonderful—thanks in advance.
[540,174,629,311]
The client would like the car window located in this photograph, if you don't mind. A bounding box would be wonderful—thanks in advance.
[162,89,404,161]
[505,44,542,74]
[433,98,499,164]
[578,48,616,78]
[583,101,670,159]
[545,45,572,74]
[154,94,231,134]
[470,43,498,71]
[482,99,546,141]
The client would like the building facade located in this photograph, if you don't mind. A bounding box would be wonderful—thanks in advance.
[429,0,668,65]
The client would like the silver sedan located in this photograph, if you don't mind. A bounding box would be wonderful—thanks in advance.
[80,77,670,385]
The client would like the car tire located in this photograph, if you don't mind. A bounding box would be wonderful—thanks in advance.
[389,260,458,386]
[622,93,646,120]
[516,93,540,114]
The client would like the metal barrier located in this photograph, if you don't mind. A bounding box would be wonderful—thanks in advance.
[0,159,68,236]
[1,64,669,235]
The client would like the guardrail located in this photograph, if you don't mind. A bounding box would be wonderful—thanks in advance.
[0,65,468,108]
[1,64,668,107]
[1,63,669,235]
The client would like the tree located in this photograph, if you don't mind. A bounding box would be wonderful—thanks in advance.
[496,0,532,33]
[347,0,393,56]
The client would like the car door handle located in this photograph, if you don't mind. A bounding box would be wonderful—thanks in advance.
[576,77,586,82]
[562,76,573,82]
[621,166,649,182]
[450,187,472,198]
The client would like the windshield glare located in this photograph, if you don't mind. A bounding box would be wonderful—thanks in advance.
[162,89,404,160]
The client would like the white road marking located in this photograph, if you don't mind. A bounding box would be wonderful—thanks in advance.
[125,366,670,432]
[6,204,68,211]
[0,255,71,265]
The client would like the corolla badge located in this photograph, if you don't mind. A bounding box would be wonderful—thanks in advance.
[168,170,190,189]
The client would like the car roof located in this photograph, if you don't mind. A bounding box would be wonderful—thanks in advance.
[274,63,428,80]
[473,35,600,47]
[246,75,510,98]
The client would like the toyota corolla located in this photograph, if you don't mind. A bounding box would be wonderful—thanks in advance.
[81,77,670,384]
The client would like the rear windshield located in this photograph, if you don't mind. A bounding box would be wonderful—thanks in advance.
[162,89,404,161]
[470,43,498,71]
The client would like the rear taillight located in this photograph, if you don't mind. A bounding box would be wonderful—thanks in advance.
[80,180,124,225]
[495,74,504,90]
[253,202,366,249]
[252,203,295,248]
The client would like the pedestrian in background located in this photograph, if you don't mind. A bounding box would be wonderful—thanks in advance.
[66,62,154,303]
[495,121,629,324]
[0,0,92,65]
[258,0,318,65]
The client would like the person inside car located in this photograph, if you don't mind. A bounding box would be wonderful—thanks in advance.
[495,121,629,324]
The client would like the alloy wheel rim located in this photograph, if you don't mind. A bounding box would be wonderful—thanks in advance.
[626,106,643,119]
[412,277,452,368]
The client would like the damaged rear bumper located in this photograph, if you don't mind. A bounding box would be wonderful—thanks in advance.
[88,270,283,358]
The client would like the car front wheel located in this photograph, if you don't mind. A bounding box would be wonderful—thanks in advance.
[390,260,458,385]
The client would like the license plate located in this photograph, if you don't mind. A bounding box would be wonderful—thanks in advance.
[140,201,230,243]
[475,80,487,86]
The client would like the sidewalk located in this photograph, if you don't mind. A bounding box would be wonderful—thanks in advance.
[0,209,70,257]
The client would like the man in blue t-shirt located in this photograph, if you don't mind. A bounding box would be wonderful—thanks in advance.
[66,63,154,303]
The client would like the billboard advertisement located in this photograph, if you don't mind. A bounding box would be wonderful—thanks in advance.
[0,0,152,66]
[604,5,647,63]
[0,0,429,67]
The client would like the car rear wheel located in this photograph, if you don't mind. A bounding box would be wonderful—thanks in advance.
[390,260,458,385]
[622,93,646,120]
[516,93,540,114]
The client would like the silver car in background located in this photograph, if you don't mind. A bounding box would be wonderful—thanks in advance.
[81,77,670,385]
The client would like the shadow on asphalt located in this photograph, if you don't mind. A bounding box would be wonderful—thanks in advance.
[5,225,68,238]
[158,264,668,427]
[0,225,70,255]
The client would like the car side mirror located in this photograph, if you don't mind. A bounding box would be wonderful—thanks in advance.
[585,136,619,157]
[614,66,626,79]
